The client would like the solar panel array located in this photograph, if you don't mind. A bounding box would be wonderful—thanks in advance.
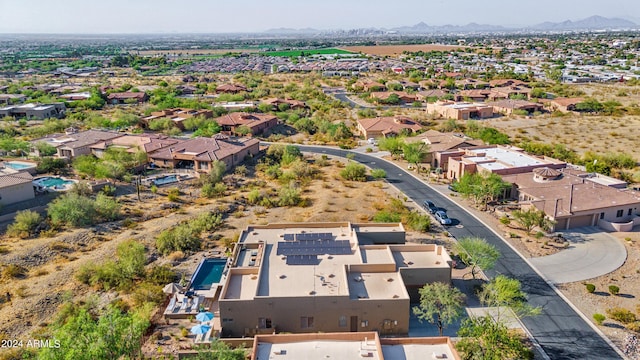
[283,232,333,241]
[286,255,319,265]
[278,232,351,261]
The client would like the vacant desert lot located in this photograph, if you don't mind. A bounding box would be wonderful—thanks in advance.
[343,44,466,56]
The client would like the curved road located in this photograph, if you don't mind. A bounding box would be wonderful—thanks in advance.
[295,145,621,360]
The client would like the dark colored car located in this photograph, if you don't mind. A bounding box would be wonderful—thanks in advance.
[422,200,438,214]
[448,182,458,192]
[434,210,452,225]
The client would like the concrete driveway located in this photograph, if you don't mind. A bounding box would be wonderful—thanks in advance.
[529,227,627,284]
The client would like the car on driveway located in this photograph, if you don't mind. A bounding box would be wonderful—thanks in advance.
[422,200,438,214]
[434,210,452,225]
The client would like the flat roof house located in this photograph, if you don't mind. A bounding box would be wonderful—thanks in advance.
[446,145,566,180]
[427,101,493,120]
[487,99,543,115]
[0,169,35,206]
[89,133,181,158]
[213,112,278,136]
[148,134,259,173]
[503,168,640,231]
[218,222,452,337]
[252,332,461,360]
[357,116,423,139]
[0,103,66,120]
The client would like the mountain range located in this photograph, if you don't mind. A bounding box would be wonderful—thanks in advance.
[264,16,637,35]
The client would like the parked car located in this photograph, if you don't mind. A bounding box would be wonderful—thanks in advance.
[434,210,452,225]
[448,182,458,192]
[367,138,377,145]
[422,200,438,214]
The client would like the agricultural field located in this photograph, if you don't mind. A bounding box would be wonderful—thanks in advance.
[343,44,466,56]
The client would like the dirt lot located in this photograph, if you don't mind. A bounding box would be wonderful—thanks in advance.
[342,44,466,56]
[0,156,449,349]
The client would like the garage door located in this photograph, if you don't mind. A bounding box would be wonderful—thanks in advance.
[554,218,568,231]
[568,215,594,229]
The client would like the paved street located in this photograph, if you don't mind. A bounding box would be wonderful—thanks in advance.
[294,144,623,360]
[530,227,627,284]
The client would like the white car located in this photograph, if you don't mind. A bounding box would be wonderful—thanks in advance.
[367,138,377,145]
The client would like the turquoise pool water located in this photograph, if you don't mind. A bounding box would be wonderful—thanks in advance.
[190,259,227,290]
[37,177,74,188]
[153,175,178,186]
[5,162,34,170]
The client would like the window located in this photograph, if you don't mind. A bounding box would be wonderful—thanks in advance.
[258,317,272,329]
[339,315,347,328]
[629,209,633,216]
[616,210,624,218]
[300,316,314,329]
[600,212,605,219]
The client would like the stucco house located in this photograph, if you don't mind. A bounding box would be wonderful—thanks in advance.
[357,116,423,139]
[0,169,35,206]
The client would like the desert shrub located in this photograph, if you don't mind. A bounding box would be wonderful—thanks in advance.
[202,182,227,198]
[156,224,201,255]
[7,210,42,239]
[593,313,605,325]
[340,162,367,181]
[373,211,402,223]
[167,187,180,202]
[406,212,431,232]
[627,322,640,333]
[94,193,121,221]
[608,285,620,295]
[585,283,596,293]
[534,231,545,239]
[48,193,120,227]
[146,265,176,285]
[277,184,301,207]
[131,283,164,307]
[371,168,386,179]
[499,216,511,225]
[246,189,262,205]
[2,264,27,279]
[606,307,636,324]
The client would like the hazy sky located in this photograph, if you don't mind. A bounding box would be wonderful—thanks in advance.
[1,0,639,34]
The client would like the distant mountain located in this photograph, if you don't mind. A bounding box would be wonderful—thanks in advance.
[390,22,505,34]
[529,16,637,31]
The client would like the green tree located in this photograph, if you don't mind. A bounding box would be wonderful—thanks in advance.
[478,275,540,321]
[456,172,510,210]
[7,210,42,239]
[575,98,604,113]
[377,136,405,159]
[116,240,146,279]
[403,142,430,173]
[456,316,534,360]
[36,157,67,175]
[192,340,247,360]
[340,162,367,181]
[35,142,58,156]
[512,208,551,234]
[412,282,466,336]
[454,237,500,279]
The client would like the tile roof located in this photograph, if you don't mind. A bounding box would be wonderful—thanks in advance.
[357,116,423,134]
[90,134,181,153]
[0,171,33,188]
[56,130,122,150]
[405,129,483,152]
[107,92,147,100]
[149,136,259,162]
[214,112,277,129]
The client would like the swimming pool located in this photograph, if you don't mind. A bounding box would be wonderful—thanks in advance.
[4,161,35,170]
[190,258,227,291]
[33,177,75,190]
[153,175,179,186]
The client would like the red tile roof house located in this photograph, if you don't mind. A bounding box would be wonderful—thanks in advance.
[357,116,423,139]
[262,98,307,110]
[489,79,529,88]
[107,92,148,105]
[370,91,417,104]
[147,135,260,173]
[353,80,386,92]
[215,84,247,94]
[90,133,181,159]
[214,112,278,136]
[404,130,483,171]
[142,108,214,130]
[503,168,640,231]
[0,169,34,206]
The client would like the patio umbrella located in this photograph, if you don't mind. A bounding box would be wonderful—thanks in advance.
[196,311,214,322]
[190,324,211,335]
[162,283,184,294]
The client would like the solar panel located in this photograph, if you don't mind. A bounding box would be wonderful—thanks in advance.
[277,238,351,256]
[286,255,319,265]
[283,234,294,241]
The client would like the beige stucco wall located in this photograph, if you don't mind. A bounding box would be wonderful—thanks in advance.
[0,182,35,206]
